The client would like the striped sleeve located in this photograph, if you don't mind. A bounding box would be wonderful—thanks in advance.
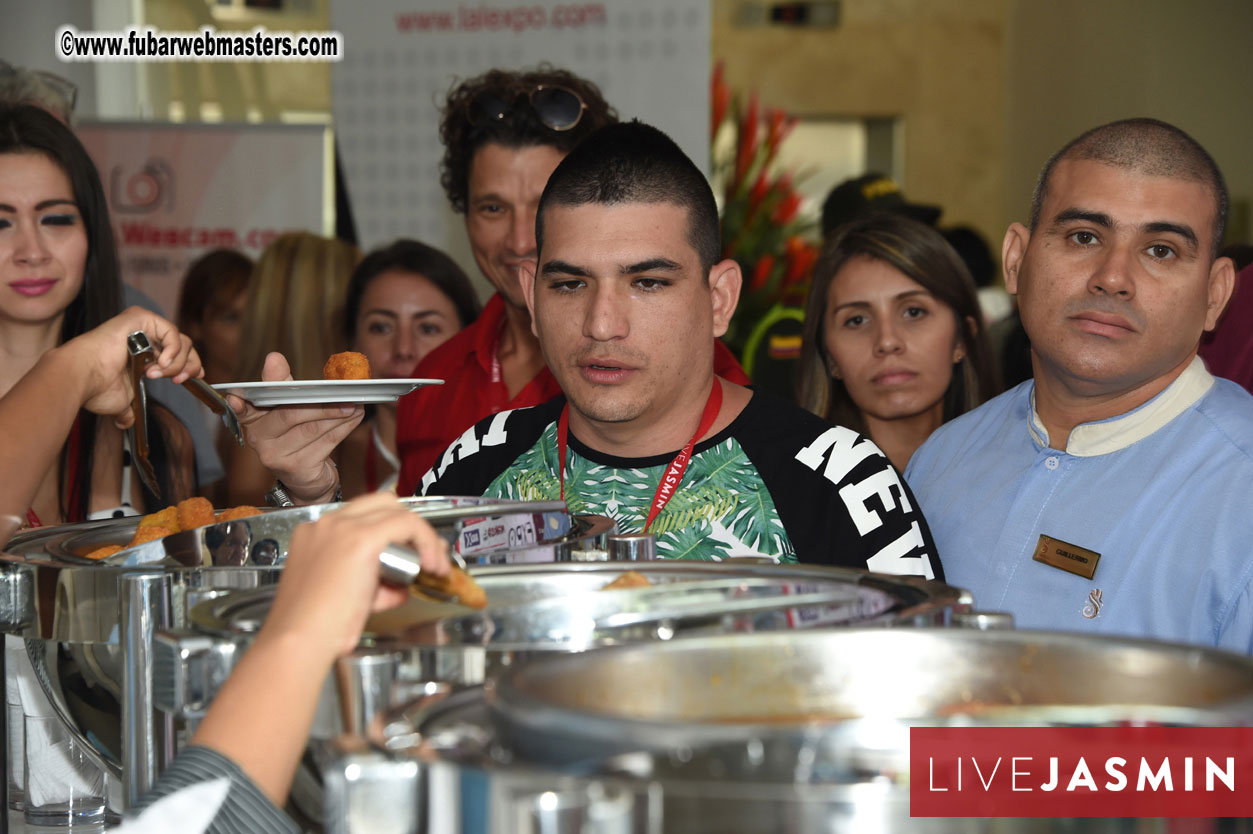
[129,745,301,834]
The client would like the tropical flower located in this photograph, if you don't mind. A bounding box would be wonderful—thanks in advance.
[710,62,820,360]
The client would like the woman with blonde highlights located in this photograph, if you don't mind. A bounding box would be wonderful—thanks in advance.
[798,213,997,471]
[226,232,361,503]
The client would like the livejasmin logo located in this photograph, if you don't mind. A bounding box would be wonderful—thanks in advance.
[909,727,1253,818]
[927,753,1235,793]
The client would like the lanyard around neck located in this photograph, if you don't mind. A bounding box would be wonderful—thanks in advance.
[556,380,724,534]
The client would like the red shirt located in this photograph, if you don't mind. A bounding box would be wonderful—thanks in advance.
[396,293,752,495]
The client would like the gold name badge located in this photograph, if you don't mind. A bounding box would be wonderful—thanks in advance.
[1033,534,1101,580]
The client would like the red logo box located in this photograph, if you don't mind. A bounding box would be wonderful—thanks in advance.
[910,726,1253,818]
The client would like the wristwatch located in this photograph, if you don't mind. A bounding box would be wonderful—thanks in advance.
[264,480,295,508]
[265,478,343,508]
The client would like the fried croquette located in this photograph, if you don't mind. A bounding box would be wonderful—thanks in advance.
[137,506,179,531]
[83,544,124,561]
[601,570,653,591]
[177,496,216,531]
[413,565,487,609]
[128,525,174,546]
[323,351,370,380]
[217,505,262,522]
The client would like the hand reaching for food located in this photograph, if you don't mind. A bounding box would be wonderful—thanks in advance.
[66,306,202,428]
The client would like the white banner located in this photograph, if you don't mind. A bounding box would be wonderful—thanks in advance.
[329,0,710,292]
[77,122,332,316]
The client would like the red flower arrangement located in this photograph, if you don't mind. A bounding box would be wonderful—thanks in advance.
[711,62,820,359]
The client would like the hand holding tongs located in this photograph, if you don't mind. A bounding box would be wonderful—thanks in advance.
[126,331,246,499]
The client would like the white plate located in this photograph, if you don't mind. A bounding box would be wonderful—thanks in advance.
[212,379,443,407]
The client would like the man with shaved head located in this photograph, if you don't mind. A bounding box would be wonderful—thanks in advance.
[905,118,1251,651]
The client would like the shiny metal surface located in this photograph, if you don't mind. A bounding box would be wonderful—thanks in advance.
[0,499,598,643]
[145,562,959,731]
[355,629,1253,833]
[119,573,174,806]
[180,562,958,693]
[606,533,656,561]
[336,651,398,739]
[378,544,467,590]
[180,375,244,447]
[0,497,598,811]
[489,629,1253,769]
[125,332,161,499]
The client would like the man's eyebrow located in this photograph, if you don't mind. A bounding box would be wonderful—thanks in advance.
[541,259,591,277]
[620,257,682,275]
[1144,221,1199,252]
[1052,208,1200,253]
[1051,208,1112,228]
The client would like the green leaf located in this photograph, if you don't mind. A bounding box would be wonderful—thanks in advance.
[656,520,730,561]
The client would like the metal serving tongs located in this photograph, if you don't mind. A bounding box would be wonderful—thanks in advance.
[126,331,247,499]
[126,332,162,499]
[378,543,469,602]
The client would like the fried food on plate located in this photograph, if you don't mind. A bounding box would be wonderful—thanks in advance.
[217,505,262,522]
[601,570,652,590]
[323,351,370,380]
[413,565,488,609]
[177,496,216,530]
[137,506,179,531]
[83,544,124,561]
[129,525,175,546]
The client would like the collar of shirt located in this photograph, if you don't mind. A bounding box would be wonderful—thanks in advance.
[1027,355,1215,457]
[470,292,508,376]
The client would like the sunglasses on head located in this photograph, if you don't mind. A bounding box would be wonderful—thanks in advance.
[0,60,78,117]
[467,83,587,132]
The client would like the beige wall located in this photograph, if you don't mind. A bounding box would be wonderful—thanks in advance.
[713,0,1010,249]
[1005,0,1253,245]
[716,0,1252,271]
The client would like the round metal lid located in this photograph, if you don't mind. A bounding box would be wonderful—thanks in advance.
[485,628,1253,769]
[192,561,959,649]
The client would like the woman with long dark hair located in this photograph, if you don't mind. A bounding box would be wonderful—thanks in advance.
[0,104,194,526]
[798,213,998,471]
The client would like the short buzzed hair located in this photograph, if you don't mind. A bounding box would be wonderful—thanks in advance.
[536,120,721,274]
[1029,118,1228,256]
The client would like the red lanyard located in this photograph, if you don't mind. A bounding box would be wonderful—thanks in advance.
[556,381,723,533]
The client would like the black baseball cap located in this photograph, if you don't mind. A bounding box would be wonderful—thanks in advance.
[821,173,942,237]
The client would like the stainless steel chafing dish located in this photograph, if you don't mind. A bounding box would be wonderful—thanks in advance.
[157,560,961,831]
[158,561,961,722]
[0,497,614,808]
[345,629,1253,834]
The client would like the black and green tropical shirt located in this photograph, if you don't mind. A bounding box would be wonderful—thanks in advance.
[419,391,942,578]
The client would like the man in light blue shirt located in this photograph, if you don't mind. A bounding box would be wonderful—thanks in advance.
[906,118,1250,652]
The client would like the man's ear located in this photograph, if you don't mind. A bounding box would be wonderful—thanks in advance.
[1204,256,1237,332]
[1002,223,1030,295]
[521,258,540,338]
[708,258,742,338]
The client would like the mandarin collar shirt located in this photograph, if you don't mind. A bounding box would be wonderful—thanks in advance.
[906,357,1253,653]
